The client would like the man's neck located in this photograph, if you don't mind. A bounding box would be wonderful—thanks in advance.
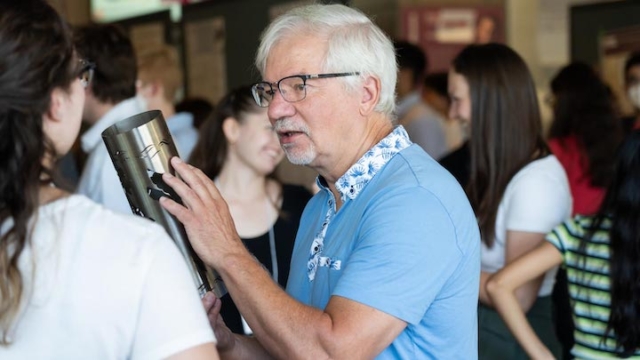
[146,98,175,120]
[159,102,175,120]
[318,114,393,189]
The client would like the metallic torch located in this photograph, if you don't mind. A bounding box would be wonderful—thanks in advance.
[102,110,226,298]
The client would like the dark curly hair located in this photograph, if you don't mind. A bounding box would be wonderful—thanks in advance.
[549,62,622,188]
[586,130,640,356]
[0,0,75,344]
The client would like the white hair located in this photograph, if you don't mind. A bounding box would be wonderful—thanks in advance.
[255,4,397,116]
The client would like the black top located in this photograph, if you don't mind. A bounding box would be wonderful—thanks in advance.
[220,184,313,334]
[439,141,470,188]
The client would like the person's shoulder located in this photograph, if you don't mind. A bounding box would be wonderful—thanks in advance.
[51,194,170,241]
[37,195,176,274]
[548,215,595,248]
[513,155,567,183]
[377,149,472,215]
[393,145,461,187]
[506,155,571,205]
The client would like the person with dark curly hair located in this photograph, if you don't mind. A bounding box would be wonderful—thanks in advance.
[489,130,640,359]
[546,62,624,359]
[547,62,623,216]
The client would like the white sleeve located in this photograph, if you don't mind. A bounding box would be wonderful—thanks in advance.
[504,160,572,234]
[130,230,216,360]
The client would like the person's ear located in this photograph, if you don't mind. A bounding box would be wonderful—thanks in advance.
[45,87,66,124]
[222,117,240,144]
[42,87,65,142]
[149,80,162,97]
[359,75,381,116]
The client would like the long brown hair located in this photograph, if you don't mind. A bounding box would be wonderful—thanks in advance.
[452,43,548,246]
[549,62,622,188]
[0,0,75,344]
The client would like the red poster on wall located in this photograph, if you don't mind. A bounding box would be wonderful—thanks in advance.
[401,5,505,73]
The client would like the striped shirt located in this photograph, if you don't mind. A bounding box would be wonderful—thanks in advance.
[547,216,640,359]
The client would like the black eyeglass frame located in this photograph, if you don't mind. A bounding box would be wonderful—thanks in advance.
[251,72,360,107]
[77,59,96,89]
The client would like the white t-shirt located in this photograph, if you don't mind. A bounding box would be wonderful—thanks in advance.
[481,155,572,296]
[0,195,215,359]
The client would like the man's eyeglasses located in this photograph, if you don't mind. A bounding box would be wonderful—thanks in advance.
[251,72,360,107]
[77,59,96,88]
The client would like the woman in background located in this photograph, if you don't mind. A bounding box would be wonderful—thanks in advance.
[189,86,312,335]
[0,1,218,359]
[488,130,640,359]
[546,61,623,359]
[448,43,572,359]
[547,62,622,216]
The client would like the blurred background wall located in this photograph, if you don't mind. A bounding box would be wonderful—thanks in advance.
[46,0,640,186]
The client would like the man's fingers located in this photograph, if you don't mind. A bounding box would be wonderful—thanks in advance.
[170,157,214,202]
[159,196,192,223]
[171,158,220,199]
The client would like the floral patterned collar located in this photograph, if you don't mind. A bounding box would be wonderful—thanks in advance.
[318,126,412,203]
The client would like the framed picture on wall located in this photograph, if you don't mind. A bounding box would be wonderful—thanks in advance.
[400,5,505,73]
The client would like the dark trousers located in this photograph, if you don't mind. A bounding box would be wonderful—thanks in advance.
[552,268,575,359]
[478,296,561,360]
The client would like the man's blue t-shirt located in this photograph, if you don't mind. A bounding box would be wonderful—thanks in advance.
[286,126,481,359]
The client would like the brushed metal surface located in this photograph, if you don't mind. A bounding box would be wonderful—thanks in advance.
[103,110,226,298]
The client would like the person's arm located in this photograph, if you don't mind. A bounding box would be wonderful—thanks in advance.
[478,271,494,305]
[486,242,563,360]
[199,292,273,360]
[482,159,572,310]
[479,231,547,309]
[160,157,407,359]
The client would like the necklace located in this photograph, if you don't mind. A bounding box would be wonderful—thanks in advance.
[215,178,278,282]
[267,200,278,283]
[216,178,279,336]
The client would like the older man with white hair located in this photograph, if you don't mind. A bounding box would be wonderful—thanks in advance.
[161,4,481,359]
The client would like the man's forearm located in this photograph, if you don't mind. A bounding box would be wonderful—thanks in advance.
[216,251,334,359]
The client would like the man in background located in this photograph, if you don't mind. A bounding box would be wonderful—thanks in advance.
[136,45,199,160]
[75,24,142,214]
[394,40,448,160]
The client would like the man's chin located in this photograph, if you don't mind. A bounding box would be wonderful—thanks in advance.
[284,150,314,166]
